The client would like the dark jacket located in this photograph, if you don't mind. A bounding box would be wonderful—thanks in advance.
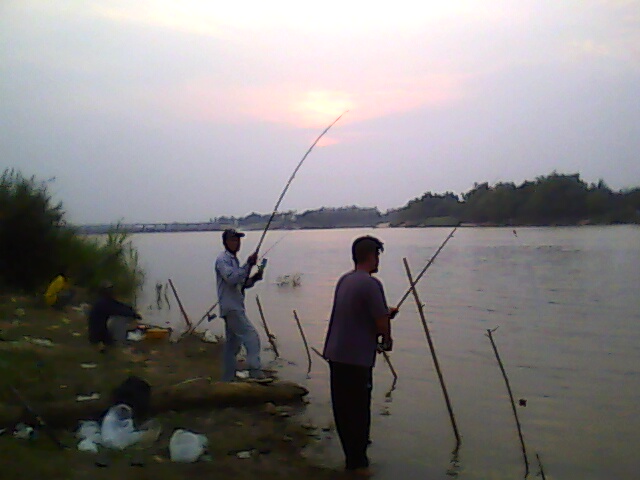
[87,296,139,345]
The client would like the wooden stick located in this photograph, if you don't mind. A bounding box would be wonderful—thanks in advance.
[168,278,192,328]
[403,258,461,448]
[293,310,312,377]
[256,295,279,358]
[174,301,218,342]
[10,385,65,450]
[486,328,529,477]
[381,349,398,398]
[536,453,546,480]
[311,346,325,360]
[163,281,171,310]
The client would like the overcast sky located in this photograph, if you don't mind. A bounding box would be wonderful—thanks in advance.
[2,1,639,224]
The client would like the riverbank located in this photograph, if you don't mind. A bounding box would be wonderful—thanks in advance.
[0,295,337,479]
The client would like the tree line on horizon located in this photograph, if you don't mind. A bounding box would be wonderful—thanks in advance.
[75,171,640,233]
[217,172,639,229]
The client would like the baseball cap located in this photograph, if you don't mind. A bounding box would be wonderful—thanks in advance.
[222,228,245,241]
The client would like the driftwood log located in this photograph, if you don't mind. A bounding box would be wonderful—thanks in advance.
[0,380,308,428]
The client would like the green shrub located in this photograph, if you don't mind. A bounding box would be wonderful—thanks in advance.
[0,169,143,298]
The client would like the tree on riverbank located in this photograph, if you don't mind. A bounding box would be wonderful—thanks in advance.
[388,172,640,226]
[0,169,143,297]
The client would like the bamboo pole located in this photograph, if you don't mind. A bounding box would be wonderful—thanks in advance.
[292,310,312,377]
[536,453,546,480]
[256,295,279,358]
[168,278,192,328]
[403,258,461,448]
[486,328,529,477]
[380,349,398,398]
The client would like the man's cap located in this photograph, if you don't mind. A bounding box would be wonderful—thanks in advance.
[222,228,245,241]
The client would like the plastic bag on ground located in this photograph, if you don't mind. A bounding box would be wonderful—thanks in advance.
[202,330,218,343]
[169,429,208,463]
[78,437,99,453]
[100,404,143,450]
[76,421,101,442]
[76,420,102,453]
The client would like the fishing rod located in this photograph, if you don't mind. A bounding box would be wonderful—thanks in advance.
[242,111,348,288]
[176,232,293,342]
[309,228,458,383]
[259,232,290,260]
[178,114,347,341]
[251,111,348,259]
[10,386,66,449]
[394,226,457,310]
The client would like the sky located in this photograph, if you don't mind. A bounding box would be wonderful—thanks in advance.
[1,0,639,224]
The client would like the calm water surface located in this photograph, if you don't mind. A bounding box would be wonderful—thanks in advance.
[131,226,640,479]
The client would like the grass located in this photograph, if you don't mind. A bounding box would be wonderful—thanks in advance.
[0,294,339,480]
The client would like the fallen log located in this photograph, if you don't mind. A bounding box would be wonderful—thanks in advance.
[0,381,308,428]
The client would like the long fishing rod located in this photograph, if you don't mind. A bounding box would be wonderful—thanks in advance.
[259,232,290,260]
[251,111,348,258]
[179,114,347,341]
[177,232,294,341]
[395,226,457,309]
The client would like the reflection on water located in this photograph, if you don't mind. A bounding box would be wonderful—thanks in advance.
[130,226,640,480]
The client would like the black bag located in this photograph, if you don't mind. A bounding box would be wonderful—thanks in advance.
[112,376,151,419]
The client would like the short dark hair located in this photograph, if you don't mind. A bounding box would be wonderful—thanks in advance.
[352,236,384,264]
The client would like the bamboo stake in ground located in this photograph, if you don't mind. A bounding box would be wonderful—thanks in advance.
[168,278,192,328]
[486,327,529,477]
[380,349,398,398]
[403,258,461,449]
[536,453,546,480]
[292,310,312,377]
[256,295,279,358]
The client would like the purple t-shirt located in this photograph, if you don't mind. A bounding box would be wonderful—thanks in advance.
[322,270,389,367]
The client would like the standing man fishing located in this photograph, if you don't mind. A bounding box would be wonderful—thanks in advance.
[322,236,398,476]
[215,228,266,381]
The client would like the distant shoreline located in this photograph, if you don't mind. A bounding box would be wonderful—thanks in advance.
[75,221,637,235]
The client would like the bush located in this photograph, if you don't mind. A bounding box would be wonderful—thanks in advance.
[0,169,143,298]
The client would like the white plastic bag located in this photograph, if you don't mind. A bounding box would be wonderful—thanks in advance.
[76,421,101,442]
[100,404,142,450]
[169,429,208,463]
[78,437,99,453]
[76,420,101,453]
[202,330,218,343]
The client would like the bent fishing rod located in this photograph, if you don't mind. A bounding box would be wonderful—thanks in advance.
[179,112,348,340]
[248,110,349,269]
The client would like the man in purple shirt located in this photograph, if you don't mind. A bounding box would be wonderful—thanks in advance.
[323,236,398,476]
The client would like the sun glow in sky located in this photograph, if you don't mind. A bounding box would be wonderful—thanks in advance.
[2,0,639,222]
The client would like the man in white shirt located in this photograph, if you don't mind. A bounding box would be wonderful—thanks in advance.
[215,229,264,381]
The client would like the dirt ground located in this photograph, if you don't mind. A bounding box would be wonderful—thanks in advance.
[0,294,342,480]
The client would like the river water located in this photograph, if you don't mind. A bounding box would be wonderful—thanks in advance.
[130,226,640,479]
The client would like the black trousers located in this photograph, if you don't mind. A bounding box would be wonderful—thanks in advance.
[329,361,373,470]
